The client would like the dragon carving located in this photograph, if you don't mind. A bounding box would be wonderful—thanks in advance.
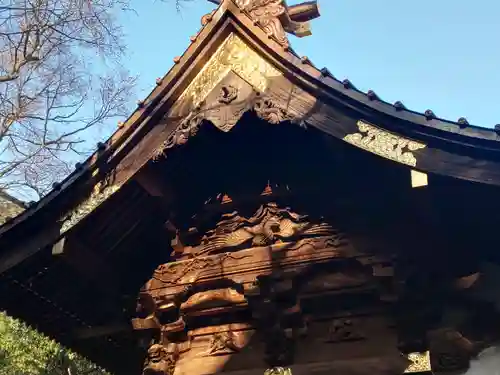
[183,203,336,257]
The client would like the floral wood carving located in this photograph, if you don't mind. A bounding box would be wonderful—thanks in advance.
[59,181,120,234]
[404,351,432,373]
[264,368,292,375]
[153,94,296,160]
[254,96,293,124]
[152,112,203,160]
[343,120,426,167]
[177,33,281,108]
[150,252,251,286]
[143,343,179,375]
[183,203,335,257]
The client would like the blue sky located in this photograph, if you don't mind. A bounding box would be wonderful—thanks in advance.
[120,0,500,128]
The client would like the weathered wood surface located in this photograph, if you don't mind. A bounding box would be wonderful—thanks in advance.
[140,318,408,375]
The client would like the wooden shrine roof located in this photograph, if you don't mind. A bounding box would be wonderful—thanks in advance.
[1,0,500,373]
[2,0,500,236]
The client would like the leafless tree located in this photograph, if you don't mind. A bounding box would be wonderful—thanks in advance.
[0,0,137,200]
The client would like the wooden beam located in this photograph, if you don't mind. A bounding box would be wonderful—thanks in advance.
[0,223,61,274]
[135,165,175,202]
[135,168,164,197]
[0,119,176,275]
[54,234,120,295]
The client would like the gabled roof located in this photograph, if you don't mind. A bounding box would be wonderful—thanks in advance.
[2,0,500,238]
[1,0,500,371]
[2,0,500,287]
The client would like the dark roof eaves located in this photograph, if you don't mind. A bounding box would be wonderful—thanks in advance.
[316,71,500,145]
[0,3,225,237]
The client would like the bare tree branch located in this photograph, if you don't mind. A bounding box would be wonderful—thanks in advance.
[0,0,138,200]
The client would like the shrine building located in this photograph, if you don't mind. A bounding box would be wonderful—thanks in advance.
[2,1,500,375]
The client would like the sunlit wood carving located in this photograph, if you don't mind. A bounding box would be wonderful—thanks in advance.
[59,181,120,234]
[177,33,281,108]
[181,203,340,257]
[142,343,178,375]
[404,351,432,373]
[343,120,426,167]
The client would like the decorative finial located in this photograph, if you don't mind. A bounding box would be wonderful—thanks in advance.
[207,0,320,50]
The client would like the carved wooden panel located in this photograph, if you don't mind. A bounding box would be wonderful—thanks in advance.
[175,32,282,110]
[181,202,338,257]
[133,200,403,375]
[142,343,181,375]
[343,120,426,167]
[233,0,320,50]
[202,328,244,356]
[168,324,254,375]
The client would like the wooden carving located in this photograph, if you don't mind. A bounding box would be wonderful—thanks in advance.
[264,368,292,375]
[253,96,293,124]
[235,0,289,48]
[204,328,242,356]
[143,343,179,375]
[134,200,351,370]
[132,290,188,335]
[245,273,303,367]
[151,252,250,286]
[152,112,203,160]
[183,203,335,257]
[262,323,295,366]
[210,84,249,133]
[175,33,281,109]
[217,85,238,104]
[343,120,426,167]
[404,351,432,373]
[233,0,321,50]
[180,288,246,312]
[153,92,298,160]
[59,180,120,234]
[325,318,364,343]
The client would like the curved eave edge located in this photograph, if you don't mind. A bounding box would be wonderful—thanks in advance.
[285,53,500,150]
[298,58,500,148]
[211,8,500,186]
[316,72,500,148]
[218,2,500,153]
[1,0,499,239]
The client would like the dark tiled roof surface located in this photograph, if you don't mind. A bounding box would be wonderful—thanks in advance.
[2,2,500,234]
